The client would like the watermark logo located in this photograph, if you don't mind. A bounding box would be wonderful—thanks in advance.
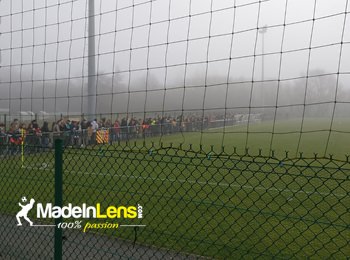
[16,197,35,226]
[16,197,145,232]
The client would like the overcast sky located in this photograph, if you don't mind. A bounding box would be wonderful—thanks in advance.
[0,0,349,116]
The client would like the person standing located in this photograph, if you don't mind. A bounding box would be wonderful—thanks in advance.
[41,121,50,151]
[91,119,98,145]
[32,120,42,152]
[80,118,88,147]
[113,119,121,143]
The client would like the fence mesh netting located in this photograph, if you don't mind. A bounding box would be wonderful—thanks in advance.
[0,143,349,258]
[0,0,350,156]
[1,0,350,258]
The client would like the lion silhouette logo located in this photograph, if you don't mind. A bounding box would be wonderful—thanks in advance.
[16,197,35,226]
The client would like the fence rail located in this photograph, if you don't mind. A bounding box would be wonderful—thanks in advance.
[0,140,349,259]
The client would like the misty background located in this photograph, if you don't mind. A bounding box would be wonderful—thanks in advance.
[0,0,349,122]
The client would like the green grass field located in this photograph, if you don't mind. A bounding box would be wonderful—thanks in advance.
[0,119,349,258]
[121,118,350,159]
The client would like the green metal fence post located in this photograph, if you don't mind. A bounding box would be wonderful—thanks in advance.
[54,139,63,260]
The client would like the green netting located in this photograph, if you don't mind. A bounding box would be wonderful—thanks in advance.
[0,142,348,259]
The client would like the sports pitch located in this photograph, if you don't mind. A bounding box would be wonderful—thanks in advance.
[1,120,349,258]
[135,118,350,159]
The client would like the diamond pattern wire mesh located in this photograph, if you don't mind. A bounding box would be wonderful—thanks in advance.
[0,142,349,259]
[0,145,55,259]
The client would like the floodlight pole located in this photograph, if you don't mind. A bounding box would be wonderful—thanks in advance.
[87,0,96,120]
[0,0,2,67]
[259,25,267,110]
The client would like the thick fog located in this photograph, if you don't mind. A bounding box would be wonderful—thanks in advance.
[0,0,349,119]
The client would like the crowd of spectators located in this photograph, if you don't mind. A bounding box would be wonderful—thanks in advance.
[0,111,260,156]
[0,115,214,154]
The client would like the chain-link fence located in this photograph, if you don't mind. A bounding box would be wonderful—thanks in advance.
[0,140,349,259]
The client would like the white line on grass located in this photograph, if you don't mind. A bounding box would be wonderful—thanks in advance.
[82,170,347,198]
[24,166,347,198]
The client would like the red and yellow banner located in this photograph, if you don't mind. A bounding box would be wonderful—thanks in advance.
[96,129,109,144]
